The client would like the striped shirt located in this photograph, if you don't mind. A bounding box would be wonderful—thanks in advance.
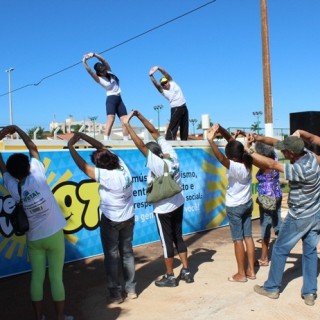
[284,150,320,219]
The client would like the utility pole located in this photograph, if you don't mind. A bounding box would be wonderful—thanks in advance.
[260,0,273,136]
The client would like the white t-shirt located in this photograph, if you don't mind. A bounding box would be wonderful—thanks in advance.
[4,157,66,241]
[226,160,252,207]
[161,80,186,108]
[146,136,184,213]
[95,158,134,222]
[98,71,121,96]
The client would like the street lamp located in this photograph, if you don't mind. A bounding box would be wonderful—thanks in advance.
[252,111,263,134]
[5,68,14,125]
[89,116,98,138]
[153,104,163,132]
[189,118,198,135]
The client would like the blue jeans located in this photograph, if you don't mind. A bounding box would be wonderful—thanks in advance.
[259,199,282,240]
[264,212,320,295]
[100,215,136,297]
[226,199,253,241]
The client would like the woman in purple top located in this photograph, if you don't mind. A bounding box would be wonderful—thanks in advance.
[255,142,282,266]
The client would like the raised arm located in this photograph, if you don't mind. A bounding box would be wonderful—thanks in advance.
[252,133,279,146]
[94,53,111,71]
[207,124,230,169]
[82,52,111,83]
[245,134,284,172]
[216,124,234,142]
[157,67,172,81]
[0,153,7,175]
[149,66,163,93]
[82,53,99,83]
[123,111,149,157]
[0,125,39,160]
[293,129,320,145]
[67,132,98,179]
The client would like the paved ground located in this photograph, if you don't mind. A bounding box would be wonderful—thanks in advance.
[1,194,320,319]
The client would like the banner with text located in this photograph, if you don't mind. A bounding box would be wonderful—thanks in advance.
[0,147,258,278]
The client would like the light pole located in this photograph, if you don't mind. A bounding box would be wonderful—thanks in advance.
[5,68,14,125]
[252,111,263,134]
[89,116,98,138]
[189,118,198,135]
[153,104,163,132]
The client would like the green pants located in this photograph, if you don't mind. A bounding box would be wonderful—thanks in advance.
[27,229,65,301]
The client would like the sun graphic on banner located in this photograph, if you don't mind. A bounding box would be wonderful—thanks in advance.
[202,149,229,229]
[0,157,78,262]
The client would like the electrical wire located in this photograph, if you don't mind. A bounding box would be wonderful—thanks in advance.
[0,0,216,97]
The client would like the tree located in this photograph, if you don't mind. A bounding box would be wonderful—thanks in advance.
[27,127,46,139]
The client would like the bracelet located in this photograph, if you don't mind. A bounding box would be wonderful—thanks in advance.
[249,147,255,155]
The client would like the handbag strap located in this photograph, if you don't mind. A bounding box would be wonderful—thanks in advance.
[163,161,169,173]
[17,182,22,203]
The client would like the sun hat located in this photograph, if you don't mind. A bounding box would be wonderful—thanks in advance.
[274,136,305,154]
[160,77,168,84]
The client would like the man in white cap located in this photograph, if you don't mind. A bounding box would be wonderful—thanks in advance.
[149,66,189,140]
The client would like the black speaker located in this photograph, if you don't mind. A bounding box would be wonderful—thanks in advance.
[290,111,320,136]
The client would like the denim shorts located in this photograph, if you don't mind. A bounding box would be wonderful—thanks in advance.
[226,199,253,241]
[259,198,282,240]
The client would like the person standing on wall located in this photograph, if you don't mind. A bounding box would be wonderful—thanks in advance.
[149,66,189,140]
[67,132,136,304]
[0,125,73,320]
[82,52,129,141]
[123,110,194,287]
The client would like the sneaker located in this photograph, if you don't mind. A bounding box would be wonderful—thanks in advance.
[302,293,317,306]
[109,295,124,304]
[254,285,279,299]
[127,292,138,299]
[155,274,178,288]
[179,269,194,283]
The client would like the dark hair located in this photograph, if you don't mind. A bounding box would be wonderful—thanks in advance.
[255,141,276,159]
[93,63,106,74]
[6,153,30,180]
[225,140,253,169]
[145,142,163,158]
[90,149,120,170]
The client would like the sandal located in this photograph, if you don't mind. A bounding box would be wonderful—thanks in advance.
[254,259,269,266]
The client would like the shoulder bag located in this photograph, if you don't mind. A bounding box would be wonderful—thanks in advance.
[9,182,29,236]
[146,161,182,204]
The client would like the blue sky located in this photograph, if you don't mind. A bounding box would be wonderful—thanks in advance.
[1,0,319,133]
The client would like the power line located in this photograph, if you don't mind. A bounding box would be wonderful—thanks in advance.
[0,0,216,97]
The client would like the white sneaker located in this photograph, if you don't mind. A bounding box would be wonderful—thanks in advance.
[127,292,138,299]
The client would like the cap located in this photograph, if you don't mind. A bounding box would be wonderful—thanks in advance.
[274,136,305,154]
[160,77,168,84]
[94,62,107,74]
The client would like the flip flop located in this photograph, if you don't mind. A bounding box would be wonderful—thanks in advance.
[254,259,269,266]
[228,276,248,283]
[246,275,257,280]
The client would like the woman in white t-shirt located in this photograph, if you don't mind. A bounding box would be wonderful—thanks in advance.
[0,125,72,320]
[67,132,136,304]
[123,110,194,288]
[207,124,255,283]
[82,52,129,141]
